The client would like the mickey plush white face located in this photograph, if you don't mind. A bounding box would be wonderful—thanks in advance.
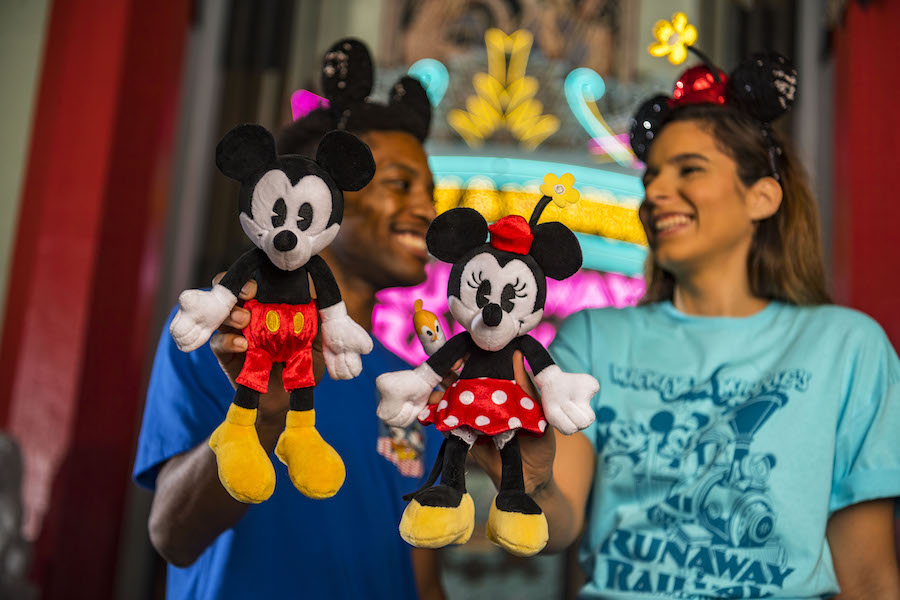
[239,170,340,271]
[448,251,544,352]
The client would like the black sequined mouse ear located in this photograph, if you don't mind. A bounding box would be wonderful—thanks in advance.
[727,52,798,123]
[629,95,672,163]
[321,38,373,111]
[388,76,432,141]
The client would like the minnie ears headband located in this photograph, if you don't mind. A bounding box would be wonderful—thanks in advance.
[628,13,798,177]
[292,38,432,141]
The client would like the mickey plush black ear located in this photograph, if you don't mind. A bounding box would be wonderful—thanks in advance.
[426,208,489,264]
[321,38,373,111]
[629,95,671,164]
[389,76,432,141]
[727,53,798,123]
[315,130,376,192]
[216,124,277,181]
[530,222,582,280]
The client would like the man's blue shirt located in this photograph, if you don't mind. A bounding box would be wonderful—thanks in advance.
[134,308,442,599]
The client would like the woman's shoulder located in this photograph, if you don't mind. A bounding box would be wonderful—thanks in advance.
[783,303,889,341]
[556,303,660,338]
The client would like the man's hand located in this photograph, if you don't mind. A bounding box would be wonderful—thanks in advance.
[207,273,325,428]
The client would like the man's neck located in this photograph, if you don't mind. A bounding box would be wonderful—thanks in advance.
[317,248,377,331]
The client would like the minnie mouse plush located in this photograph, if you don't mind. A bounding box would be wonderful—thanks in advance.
[170,124,376,504]
[377,179,599,556]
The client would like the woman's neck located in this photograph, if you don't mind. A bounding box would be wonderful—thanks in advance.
[317,248,376,331]
[670,251,769,317]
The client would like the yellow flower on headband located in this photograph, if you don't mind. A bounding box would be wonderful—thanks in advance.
[540,173,579,208]
[649,12,697,65]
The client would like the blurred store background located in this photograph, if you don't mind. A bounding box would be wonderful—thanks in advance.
[0,0,897,598]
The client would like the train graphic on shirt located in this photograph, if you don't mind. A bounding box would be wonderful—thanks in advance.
[591,364,811,597]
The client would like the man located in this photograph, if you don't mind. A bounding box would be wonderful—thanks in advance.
[133,39,444,599]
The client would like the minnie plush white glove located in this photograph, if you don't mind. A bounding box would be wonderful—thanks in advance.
[534,365,598,435]
[170,284,238,352]
[376,363,442,427]
[319,301,373,380]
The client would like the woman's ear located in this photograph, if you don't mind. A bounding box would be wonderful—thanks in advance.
[426,208,488,263]
[747,176,783,221]
[530,222,582,280]
[316,130,377,191]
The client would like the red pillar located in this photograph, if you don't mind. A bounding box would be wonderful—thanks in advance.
[832,1,900,348]
[0,0,190,597]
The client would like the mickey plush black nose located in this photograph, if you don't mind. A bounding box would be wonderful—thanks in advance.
[273,230,297,252]
[482,303,503,327]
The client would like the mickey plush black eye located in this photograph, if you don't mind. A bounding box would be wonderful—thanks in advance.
[500,284,516,312]
[297,202,313,231]
[476,280,491,308]
[272,198,287,227]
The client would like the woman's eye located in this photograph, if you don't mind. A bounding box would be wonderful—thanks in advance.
[680,165,702,176]
[385,179,411,193]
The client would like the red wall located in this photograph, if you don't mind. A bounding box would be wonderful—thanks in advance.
[832,0,900,349]
[0,0,190,597]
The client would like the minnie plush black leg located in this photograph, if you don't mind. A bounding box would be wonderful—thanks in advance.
[399,434,475,549]
[486,435,548,556]
[208,384,275,503]
[275,386,346,499]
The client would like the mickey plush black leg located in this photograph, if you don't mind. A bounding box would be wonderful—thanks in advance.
[208,386,276,503]
[399,434,475,548]
[274,387,345,499]
[486,436,549,556]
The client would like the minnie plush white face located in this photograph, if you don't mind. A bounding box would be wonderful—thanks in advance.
[448,251,544,351]
[239,170,340,271]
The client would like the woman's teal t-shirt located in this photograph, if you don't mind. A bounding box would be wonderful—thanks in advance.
[549,302,900,599]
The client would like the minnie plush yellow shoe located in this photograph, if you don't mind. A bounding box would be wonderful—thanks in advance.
[399,485,475,548]
[485,492,548,557]
[275,409,345,499]
[208,404,276,504]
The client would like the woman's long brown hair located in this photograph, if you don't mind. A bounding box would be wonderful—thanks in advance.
[639,103,831,305]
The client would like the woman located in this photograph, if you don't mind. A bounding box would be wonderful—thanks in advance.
[475,78,900,597]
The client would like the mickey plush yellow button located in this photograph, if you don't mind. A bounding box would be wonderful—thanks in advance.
[293,312,304,334]
[266,311,280,332]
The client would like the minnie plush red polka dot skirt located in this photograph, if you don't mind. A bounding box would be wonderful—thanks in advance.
[418,377,548,437]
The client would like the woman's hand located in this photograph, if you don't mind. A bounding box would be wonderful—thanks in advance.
[208,273,325,428]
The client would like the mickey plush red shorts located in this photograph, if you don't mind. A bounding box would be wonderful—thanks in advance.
[236,299,318,393]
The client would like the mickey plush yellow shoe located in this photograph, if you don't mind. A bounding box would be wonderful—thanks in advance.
[208,404,276,504]
[486,492,548,557]
[399,485,475,548]
[275,409,345,499]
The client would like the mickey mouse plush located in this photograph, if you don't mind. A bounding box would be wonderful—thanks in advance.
[170,124,376,503]
[377,179,599,556]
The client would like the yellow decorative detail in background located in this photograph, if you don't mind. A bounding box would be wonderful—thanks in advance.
[266,311,280,333]
[648,12,697,65]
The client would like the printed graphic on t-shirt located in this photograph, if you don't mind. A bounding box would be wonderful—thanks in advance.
[376,419,425,478]
[594,364,811,598]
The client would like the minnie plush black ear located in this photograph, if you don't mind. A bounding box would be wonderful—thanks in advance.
[389,76,432,141]
[216,124,278,181]
[530,222,582,280]
[426,208,489,264]
[321,38,373,112]
[629,94,671,164]
[315,130,376,192]
[727,53,798,123]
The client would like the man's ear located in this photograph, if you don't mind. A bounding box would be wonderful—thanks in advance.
[530,222,582,280]
[216,124,277,181]
[747,176,783,221]
[426,208,488,263]
[316,130,377,192]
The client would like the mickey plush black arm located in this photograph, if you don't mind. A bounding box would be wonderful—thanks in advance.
[218,248,265,297]
[426,332,472,375]
[306,254,342,309]
[518,335,555,377]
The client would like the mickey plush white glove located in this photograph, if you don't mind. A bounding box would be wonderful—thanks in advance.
[319,301,373,380]
[170,284,238,352]
[534,365,598,435]
[376,363,442,427]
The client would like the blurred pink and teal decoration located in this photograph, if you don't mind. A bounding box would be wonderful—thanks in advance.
[290,90,329,121]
